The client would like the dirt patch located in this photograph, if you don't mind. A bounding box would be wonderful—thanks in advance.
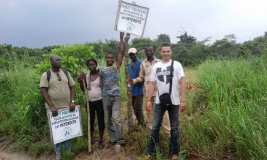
[0,136,53,160]
[75,147,136,160]
[0,151,54,160]
[0,151,40,160]
[0,111,171,160]
[0,146,134,160]
[0,136,136,160]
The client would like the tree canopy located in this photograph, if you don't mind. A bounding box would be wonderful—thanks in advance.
[1,31,267,67]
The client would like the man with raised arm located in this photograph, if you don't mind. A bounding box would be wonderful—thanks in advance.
[146,43,186,160]
[100,32,130,152]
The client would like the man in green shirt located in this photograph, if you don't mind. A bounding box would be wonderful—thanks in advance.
[40,55,75,160]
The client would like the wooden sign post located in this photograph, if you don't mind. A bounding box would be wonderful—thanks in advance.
[115,0,149,131]
[124,43,134,131]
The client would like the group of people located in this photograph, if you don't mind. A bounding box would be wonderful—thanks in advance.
[40,32,185,160]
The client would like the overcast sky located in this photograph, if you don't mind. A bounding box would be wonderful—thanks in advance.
[0,0,267,48]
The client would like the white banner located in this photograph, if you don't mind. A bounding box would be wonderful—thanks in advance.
[48,106,83,144]
[115,1,149,36]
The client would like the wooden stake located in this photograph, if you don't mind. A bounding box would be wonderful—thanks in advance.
[83,79,92,153]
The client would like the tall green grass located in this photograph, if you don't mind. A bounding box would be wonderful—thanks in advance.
[3,53,267,159]
[184,55,267,159]
[0,59,52,155]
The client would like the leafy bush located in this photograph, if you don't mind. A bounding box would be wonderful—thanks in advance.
[36,44,96,75]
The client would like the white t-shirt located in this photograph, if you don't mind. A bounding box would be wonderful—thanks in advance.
[150,60,185,105]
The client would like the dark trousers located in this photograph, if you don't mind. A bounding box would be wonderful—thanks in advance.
[89,99,105,141]
[132,96,145,126]
[147,104,180,155]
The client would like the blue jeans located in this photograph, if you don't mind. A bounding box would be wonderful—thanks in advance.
[55,140,71,157]
[147,104,180,155]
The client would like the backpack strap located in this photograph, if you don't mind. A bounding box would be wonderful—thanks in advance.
[47,70,51,82]
[87,72,91,90]
[62,69,71,87]
[169,60,174,95]
[47,69,71,87]
[157,60,174,97]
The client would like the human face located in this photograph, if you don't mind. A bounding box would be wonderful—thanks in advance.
[106,53,114,66]
[87,61,97,72]
[129,53,137,62]
[160,46,172,62]
[50,56,61,68]
[145,47,154,59]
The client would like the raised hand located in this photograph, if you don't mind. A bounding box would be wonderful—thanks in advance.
[124,33,131,43]
[120,32,125,42]
[78,73,86,82]
[69,102,76,112]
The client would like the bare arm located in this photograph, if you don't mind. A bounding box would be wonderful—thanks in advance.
[179,77,186,112]
[69,86,75,103]
[146,81,156,113]
[66,72,76,110]
[116,32,130,70]
[78,74,86,92]
[68,85,76,111]
[40,87,56,111]
[147,81,156,101]
[133,63,145,84]
[79,82,85,92]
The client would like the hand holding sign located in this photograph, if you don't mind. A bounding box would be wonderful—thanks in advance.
[48,106,83,144]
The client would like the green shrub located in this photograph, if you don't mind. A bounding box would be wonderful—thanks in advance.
[36,44,96,75]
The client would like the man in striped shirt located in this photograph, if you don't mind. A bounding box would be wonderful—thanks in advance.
[131,47,159,129]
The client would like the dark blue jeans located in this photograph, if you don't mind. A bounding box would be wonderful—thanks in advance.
[55,140,71,158]
[147,104,180,155]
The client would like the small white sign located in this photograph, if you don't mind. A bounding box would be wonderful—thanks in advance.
[48,106,83,144]
[115,1,149,36]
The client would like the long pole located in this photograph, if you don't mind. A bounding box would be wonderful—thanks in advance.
[125,53,134,132]
[83,79,92,153]
[123,37,134,132]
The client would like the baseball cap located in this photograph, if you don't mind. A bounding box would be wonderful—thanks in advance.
[128,48,137,54]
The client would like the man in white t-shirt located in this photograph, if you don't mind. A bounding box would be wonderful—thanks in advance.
[146,43,186,160]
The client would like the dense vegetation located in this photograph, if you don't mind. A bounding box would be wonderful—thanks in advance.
[1,32,267,66]
[0,32,267,159]
[184,56,267,159]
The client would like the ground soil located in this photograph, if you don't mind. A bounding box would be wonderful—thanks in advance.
[0,141,135,160]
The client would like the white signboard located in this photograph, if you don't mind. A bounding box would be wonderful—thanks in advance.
[48,106,83,144]
[115,1,149,36]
